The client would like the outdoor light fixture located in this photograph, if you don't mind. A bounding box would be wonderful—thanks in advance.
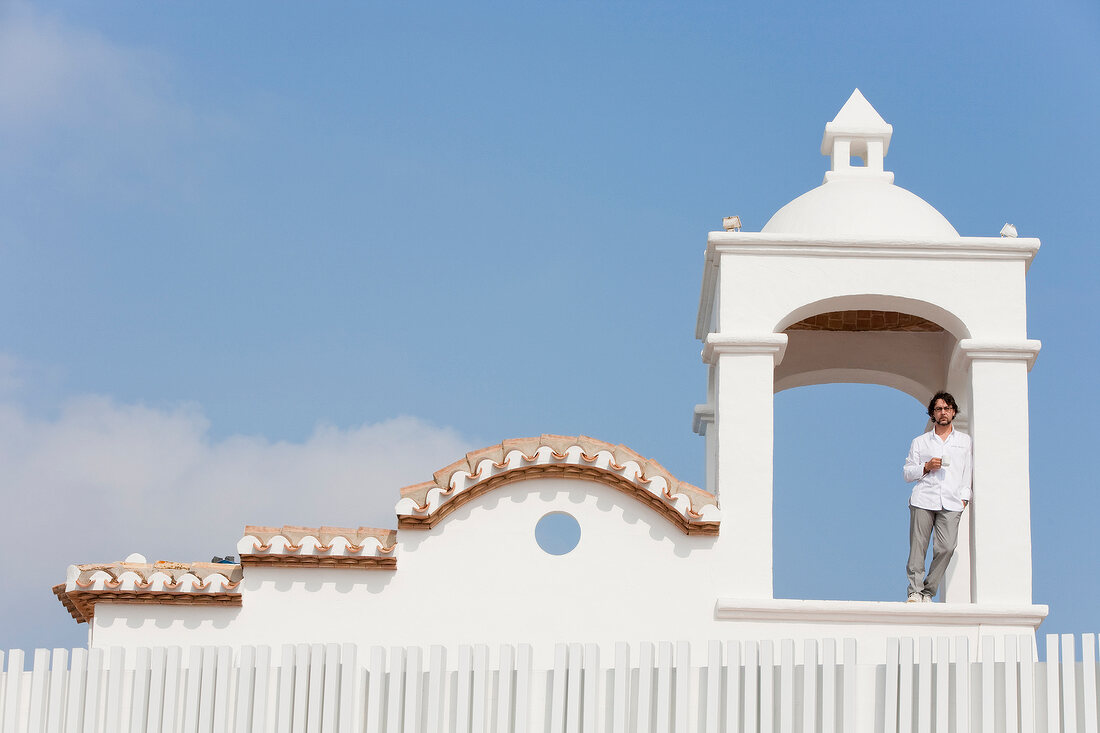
[1000,223,1018,238]
[723,215,742,232]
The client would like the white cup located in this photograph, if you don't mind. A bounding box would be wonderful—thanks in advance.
[940,456,951,467]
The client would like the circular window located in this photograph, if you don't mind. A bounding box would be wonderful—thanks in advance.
[534,511,581,555]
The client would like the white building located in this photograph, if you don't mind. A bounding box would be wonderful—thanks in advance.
[34,91,1072,732]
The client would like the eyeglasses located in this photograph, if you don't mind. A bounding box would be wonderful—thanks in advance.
[932,406,955,413]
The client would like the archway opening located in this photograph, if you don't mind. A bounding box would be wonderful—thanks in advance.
[772,382,929,602]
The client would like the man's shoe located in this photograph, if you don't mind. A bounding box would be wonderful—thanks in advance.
[922,594,934,603]
[907,593,922,603]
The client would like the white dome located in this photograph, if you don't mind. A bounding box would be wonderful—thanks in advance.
[762,179,959,239]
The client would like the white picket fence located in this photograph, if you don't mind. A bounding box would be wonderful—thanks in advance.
[1,634,1098,732]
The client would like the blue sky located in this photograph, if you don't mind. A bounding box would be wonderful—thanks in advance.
[1,0,1097,651]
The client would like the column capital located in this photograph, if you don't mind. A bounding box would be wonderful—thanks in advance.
[956,339,1042,371]
[702,333,788,365]
[692,404,715,435]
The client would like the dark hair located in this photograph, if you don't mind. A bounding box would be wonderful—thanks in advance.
[927,391,959,418]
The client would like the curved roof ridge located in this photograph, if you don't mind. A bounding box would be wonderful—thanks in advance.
[394,434,720,535]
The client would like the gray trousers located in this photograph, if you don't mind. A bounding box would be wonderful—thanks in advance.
[907,506,963,599]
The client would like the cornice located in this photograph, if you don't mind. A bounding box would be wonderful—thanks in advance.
[956,339,1042,370]
[702,333,788,365]
[695,232,1040,341]
[715,598,1049,627]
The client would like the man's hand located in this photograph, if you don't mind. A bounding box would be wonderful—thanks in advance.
[924,457,942,473]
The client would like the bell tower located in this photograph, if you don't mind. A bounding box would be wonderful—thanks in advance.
[696,90,1042,608]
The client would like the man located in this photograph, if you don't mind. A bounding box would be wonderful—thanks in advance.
[902,392,972,603]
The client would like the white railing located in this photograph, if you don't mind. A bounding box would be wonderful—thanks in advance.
[0,634,1097,732]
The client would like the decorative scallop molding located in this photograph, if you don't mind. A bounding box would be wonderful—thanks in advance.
[54,560,243,623]
[237,525,398,569]
[394,434,720,535]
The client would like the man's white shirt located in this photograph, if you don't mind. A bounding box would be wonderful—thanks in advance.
[903,428,973,511]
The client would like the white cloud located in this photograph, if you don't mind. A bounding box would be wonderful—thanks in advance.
[0,388,476,648]
[0,3,179,134]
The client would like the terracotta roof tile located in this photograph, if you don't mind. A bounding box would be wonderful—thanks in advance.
[237,525,397,569]
[54,559,243,624]
[395,436,720,535]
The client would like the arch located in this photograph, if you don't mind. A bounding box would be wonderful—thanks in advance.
[774,368,933,405]
[775,295,971,340]
[393,435,720,536]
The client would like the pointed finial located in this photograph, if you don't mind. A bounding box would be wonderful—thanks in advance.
[821,89,894,184]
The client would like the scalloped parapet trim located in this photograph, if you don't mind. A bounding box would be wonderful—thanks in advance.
[53,583,242,624]
[54,560,243,624]
[394,434,720,534]
[237,525,398,569]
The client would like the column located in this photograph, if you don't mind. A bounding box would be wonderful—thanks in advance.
[959,339,1041,606]
[942,415,971,603]
[704,333,787,599]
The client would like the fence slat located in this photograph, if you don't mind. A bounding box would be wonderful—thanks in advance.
[455,646,473,733]
[843,640,857,733]
[704,641,720,733]
[160,647,182,733]
[307,644,325,733]
[514,644,532,733]
[81,647,104,733]
[27,648,51,733]
[898,637,913,733]
[384,647,405,733]
[234,646,255,733]
[655,642,673,733]
[275,645,295,733]
[916,638,932,733]
[584,644,601,733]
[884,638,899,733]
[128,647,151,733]
[745,641,760,733]
[780,639,794,733]
[566,643,583,733]
[495,645,515,733]
[1047,635,1061,733]
[252,646,272,733]
[211,647,231,733]
[181,647,202,733]
[292,645,310,733]
[803,639,818,733]
[674,642,689,733]
[364,647,385,733]
[1019,636,1035,733]
[954,637,970,733]
[613,643,630,733]
[196,646,218,733]
[337,644,358,733]
[981,637,995,733]
[146,648,167,733]
[549,645,567,733]
[26,648,50,733]
[934,638,949,733]
[1082,634,1098,733]
[63,649,87,733]
[424,647,445,733]
[760,640,775,733]
[46,648,69,733]
[1064,635,1079,733]
[402,646,422,733]
[321,644,340,733]
[725,642,742,733]
[637,642,654,733]
[3,649,25,733]
[1005,636,1019,733]
[104,647,126,733]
